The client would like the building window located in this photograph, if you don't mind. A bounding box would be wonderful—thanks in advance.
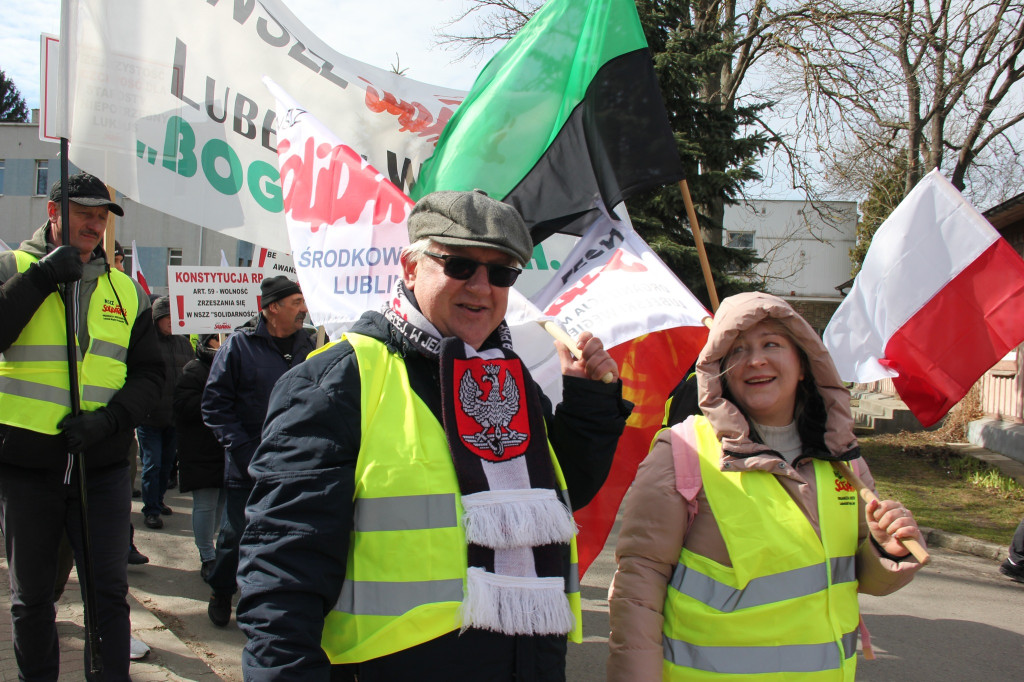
[726,231,754,249]
[168,248,183,266]
[123,246,134,274]
[35,160,49,195]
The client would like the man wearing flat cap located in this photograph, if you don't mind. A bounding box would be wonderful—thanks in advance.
[201,275,313,627]
[236,190,632,680]
[0,171,163,680]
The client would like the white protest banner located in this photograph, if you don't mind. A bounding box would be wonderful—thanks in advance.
[530,207,709,346]
[269,79,411,339]
[167,266,266,334]
[59,0,465,252]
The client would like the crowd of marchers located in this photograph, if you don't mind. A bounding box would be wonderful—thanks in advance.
[1,172,938,682]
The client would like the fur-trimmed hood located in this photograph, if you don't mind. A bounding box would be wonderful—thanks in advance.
[696,291,858,460]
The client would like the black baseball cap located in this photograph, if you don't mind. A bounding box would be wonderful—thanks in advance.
[49,172,124,217]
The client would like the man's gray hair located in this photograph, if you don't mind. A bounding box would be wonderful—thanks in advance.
[403,238,434,265]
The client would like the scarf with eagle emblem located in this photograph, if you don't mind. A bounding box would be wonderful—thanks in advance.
[384,282,577,636]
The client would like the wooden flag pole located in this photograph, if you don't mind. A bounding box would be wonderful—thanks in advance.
[678,179,719,312]
[539,320,615,384]
[834,461,931,565]
[103,184,117,261]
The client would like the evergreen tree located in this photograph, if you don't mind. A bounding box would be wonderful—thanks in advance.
[628,0,772,307]
[0,69,29,123]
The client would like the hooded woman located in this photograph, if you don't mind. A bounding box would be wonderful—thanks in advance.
[608,292,926,681]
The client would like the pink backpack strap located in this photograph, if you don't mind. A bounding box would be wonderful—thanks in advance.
[669,416,702,531]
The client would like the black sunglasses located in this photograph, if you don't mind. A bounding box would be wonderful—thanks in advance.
[424,251,522,287]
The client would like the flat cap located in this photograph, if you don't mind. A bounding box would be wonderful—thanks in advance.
[408,189,532,265]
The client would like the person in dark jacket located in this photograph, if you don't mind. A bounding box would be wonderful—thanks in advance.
[201,276,313,627]
[174,333,226,580]
[0,172,164,681]
[137,296,194,530]
[236,190,632,681]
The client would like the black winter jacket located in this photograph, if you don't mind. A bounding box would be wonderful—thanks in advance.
[201,314,314,488]
[0,224,164,472]
[173,341,224,492]
[236,311,632,682]
[141,328,194,428]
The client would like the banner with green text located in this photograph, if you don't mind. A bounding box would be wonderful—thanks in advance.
[58,0,464,252]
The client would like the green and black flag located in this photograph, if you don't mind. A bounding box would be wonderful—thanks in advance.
[411,0,683,244]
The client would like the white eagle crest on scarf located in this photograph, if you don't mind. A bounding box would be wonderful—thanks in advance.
[459,364,528,457]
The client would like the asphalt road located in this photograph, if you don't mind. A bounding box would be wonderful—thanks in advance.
[131,489,1024,681]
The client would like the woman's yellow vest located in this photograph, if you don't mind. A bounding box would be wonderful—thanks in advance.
[0,251,138,434]
[662,416,860,681]
[320,332,583,664]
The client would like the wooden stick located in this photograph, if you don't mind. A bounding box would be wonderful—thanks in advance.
[678,179,720,312]
[539,320,614,384]
[835,461,931,565]
[104,184,117,262]
[315,325,327,349]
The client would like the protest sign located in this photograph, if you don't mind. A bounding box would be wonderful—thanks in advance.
[532,209,709,346]
[167,266,265,334]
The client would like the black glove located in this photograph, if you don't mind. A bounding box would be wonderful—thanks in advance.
[59,409,117,454]
[36,245,84,290]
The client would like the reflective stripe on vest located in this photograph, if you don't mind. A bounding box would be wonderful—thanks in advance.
[664,628,859,675]
[662,416,860,681]
[320,333,582,664]
[0,251,137,434]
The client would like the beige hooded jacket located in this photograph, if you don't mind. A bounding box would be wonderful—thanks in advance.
[607,292,924,681]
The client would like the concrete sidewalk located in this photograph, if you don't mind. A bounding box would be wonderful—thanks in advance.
[0,543,223,682]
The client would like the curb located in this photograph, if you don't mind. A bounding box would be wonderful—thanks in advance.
[920,526,1007,563]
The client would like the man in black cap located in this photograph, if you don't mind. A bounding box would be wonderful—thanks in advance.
[0,172,163,680]
[201,275,313,627]
[235,190,631,680]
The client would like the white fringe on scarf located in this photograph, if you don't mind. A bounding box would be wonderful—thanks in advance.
[461,567,575,636]
[462,489,577,549]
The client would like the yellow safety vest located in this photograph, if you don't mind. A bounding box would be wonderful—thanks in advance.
[0,251,138,434]
[320,332,583,664]
[663,416,860,681]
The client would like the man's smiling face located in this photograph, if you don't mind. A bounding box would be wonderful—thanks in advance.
[401,242,514,350]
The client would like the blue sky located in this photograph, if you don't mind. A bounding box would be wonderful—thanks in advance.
[0,0,487,112]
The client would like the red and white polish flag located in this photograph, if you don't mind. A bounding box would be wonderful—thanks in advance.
[824,169,1024,427]
[130,240,151,295]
